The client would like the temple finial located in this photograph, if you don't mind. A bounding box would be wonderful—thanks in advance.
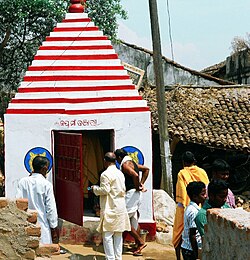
[69,0,86,13]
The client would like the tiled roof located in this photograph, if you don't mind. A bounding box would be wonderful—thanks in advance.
[142,85,250,151]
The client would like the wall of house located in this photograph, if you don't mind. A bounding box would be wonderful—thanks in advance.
[114,42,221,87]
[225,50,250,84]
[202,208,250,260]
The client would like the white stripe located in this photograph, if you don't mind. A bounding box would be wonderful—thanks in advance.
[56,22,95,28]
[21,79,133,87]
[26,70,127,76]
[49,31,103,37]
[31,59,122,66]
[65,13,88,19]
[42,40,111,46]
[36,49,115,56]
[8,100,147,110]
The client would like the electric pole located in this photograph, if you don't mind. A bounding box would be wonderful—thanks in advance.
[148,0,173,197]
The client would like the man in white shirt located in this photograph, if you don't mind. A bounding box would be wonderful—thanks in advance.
[92,152,131,260]
[16,156,58,244]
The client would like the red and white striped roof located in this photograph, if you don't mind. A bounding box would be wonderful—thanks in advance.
[7,12,149,115]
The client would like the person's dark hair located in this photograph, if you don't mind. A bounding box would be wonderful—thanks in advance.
[104,152,116,163]
[182,151,196,165]
[114,148,127,159]
[212,159,230,172]
[32,156,50,172]
[208,179,229,196]
[186,181,205,200]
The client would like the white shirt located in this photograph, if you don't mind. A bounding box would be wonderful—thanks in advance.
[16,173,58,244]
[181,201,202,251]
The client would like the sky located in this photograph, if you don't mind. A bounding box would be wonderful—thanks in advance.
[118,0,250,71]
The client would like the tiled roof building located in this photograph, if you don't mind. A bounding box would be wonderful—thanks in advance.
[143,85,250,152]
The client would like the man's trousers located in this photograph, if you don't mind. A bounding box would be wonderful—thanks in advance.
[102,231,123,260]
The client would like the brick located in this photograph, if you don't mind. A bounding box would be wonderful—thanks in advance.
[36,244,60,257]
[0,198,8,208]
[25,226,41,237]
[21,249,35,260]
[16,198,28,211]
[27,210,38,224]
[27,238,40,249]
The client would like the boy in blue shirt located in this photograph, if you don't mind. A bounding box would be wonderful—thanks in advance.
[181,181,206,260]
[195,179,230,237]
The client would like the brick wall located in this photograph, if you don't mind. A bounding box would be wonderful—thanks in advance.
[0,198,59,259]
[202,208,250,260]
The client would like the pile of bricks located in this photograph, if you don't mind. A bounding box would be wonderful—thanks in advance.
[0,198,59,259]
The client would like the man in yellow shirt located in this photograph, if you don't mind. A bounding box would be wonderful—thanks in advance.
[172,151,209,260]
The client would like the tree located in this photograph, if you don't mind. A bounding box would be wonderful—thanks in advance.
[0,0,127,121]
[86,0,127,41]
[231,33,250,54]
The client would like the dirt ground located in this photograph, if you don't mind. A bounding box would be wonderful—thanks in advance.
[48,241,176,260]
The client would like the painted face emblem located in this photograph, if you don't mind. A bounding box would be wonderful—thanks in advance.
[116,146,144,168]
[24,147,53,174]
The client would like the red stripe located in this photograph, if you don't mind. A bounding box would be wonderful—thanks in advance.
[62,18,91,23]
[28,65,124,71]
[6,107,149,114]
[34,54,118,60]
[53,27,99,32]
[18,85,135,93]
[46,36,108,41]
[39,45,113,50]
[23,75,129,81]
[11,96,142,104]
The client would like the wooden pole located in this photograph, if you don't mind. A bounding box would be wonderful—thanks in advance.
[148,0,173,197]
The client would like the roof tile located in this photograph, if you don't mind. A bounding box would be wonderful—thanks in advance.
[143,85,250,151]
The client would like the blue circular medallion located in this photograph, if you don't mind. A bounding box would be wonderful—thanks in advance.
[24,147,53,174]
[116,146,144,169]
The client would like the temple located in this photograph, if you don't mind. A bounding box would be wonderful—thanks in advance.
[4,0,154,236]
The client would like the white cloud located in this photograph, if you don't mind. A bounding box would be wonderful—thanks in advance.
[161,42,206,70]
[118,21,152,51]
[118,21,208,71]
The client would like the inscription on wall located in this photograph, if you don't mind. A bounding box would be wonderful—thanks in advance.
[55,119,98,128]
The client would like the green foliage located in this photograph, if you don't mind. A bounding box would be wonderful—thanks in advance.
[86,0,127,42]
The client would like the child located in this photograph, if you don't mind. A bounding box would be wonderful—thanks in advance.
[181,181,206,260]
[211,159,235,208]
[195,179,230,237]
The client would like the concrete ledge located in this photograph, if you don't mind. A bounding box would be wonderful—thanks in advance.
[203,208,250,260]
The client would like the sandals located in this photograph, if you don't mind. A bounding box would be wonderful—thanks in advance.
[133,251,143,256]
[133,244,147,256]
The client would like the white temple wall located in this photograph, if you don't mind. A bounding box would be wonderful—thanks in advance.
[5,111,153,221]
